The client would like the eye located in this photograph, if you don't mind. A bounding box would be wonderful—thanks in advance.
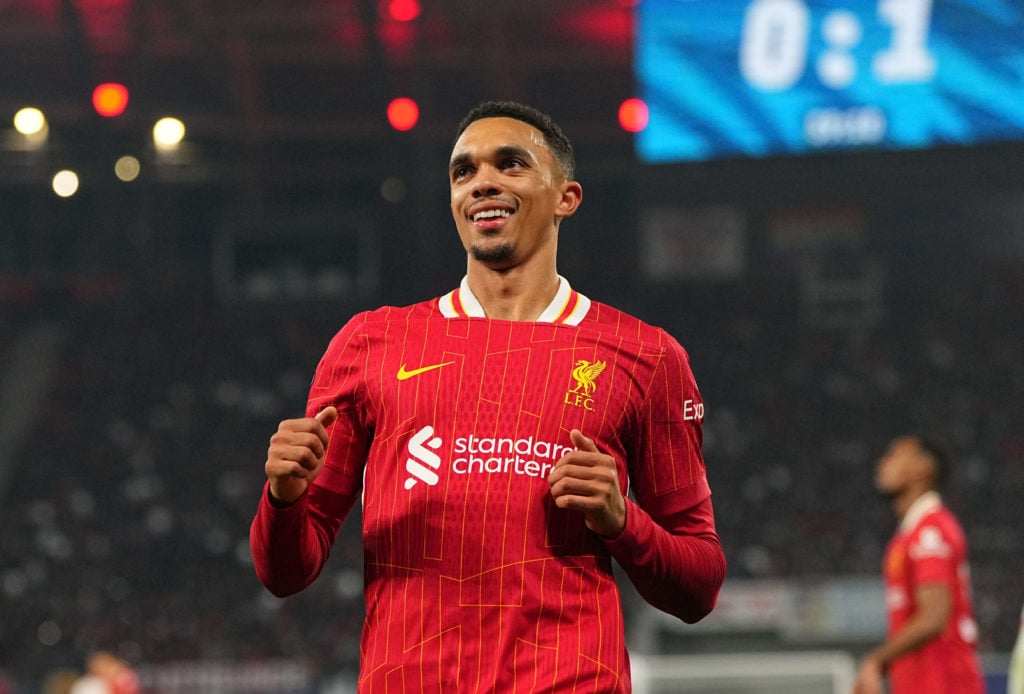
[451,165,472,181]
[501,157,526,169]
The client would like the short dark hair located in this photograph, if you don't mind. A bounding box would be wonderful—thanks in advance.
[912,433,950,488]
[455,101,576,180]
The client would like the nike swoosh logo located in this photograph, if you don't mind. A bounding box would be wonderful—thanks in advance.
[397,361,455,381]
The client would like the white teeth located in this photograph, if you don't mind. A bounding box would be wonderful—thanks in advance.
[472,209,512,222]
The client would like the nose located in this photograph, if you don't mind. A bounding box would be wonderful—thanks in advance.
[471,166,502,198]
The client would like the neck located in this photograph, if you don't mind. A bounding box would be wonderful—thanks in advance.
[465,255,560,321]
[892,486,931,521]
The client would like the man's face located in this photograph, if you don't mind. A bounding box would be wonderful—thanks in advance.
[449,116,579,269]
[874,436,927,498]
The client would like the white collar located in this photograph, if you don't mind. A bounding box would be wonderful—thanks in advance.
[900,490,943,532]
[438,275,591,325]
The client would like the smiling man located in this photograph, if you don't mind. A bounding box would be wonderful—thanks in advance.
[447,108,583,322]
[250,101,726,692]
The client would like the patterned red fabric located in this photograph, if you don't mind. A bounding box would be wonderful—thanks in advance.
[252,286,724,692]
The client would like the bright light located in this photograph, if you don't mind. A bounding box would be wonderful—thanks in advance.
[387,98,419,131]
[618,98,649,133]
[115,155,141,182]
[153,117,186,149]
[386,0,421,21]
[13,107,46,135]
[92,83,130,117]
[52,170,80,198]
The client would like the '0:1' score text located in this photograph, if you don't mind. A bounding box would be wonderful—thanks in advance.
[740,0,937,92]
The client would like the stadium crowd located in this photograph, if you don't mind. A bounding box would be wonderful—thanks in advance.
[0,252,1021,691]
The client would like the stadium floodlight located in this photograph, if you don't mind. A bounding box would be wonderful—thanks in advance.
[153,117,186,150]
[14,107,46,135]
[114,155,141,182]
[386,0,421,22]
[387,98,419,131]
[618,98,649,133]
[52,170,80,198]
[93,83,130,117]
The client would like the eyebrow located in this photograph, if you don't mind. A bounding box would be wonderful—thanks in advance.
[448,152,470,172]
[449,145,537,172]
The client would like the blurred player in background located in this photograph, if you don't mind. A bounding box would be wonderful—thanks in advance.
[853,434,983,694]
[69,652,140,694]
[250,101,726,692]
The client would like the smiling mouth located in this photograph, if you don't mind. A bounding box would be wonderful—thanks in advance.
[471,209,513,222]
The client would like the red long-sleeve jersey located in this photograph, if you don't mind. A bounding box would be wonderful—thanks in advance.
[251,277,725,692]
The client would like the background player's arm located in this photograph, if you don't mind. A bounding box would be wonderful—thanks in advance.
[853,582,952,693]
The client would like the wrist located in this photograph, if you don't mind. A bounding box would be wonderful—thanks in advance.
[267,482,303,508]
[863,651,886,673]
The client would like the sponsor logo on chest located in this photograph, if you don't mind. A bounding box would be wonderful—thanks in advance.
[403,427,573,491]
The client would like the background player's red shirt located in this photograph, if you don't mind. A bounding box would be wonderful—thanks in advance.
[883,491,983,694]
[252,278,725,692]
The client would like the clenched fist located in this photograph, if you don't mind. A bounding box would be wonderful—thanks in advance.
[265,407,338,504]
[548,429,626,539]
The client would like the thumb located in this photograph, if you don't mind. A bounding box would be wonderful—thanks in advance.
[315,406,339,427]
[570,429,598,452]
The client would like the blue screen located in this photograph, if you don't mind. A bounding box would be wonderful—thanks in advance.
[636,0,1024,162]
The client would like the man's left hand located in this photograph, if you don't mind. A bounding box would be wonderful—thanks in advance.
[548,430,626,539]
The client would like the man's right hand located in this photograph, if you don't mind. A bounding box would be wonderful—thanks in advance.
[265,407,338,504]
[852,655,884,694]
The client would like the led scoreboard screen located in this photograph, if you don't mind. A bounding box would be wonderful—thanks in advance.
[636,0,1024,162]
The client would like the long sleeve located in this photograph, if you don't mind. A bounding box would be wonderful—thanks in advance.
[613,330,725,622]
[250,482,359,597]
[250,313,373,597]
[603,495,725,623]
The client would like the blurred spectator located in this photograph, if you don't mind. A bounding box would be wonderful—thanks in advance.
[69,651,139,694]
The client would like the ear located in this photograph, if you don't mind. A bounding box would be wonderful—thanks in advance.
[910,449,936,487]
[921,455,941,487]
[554,180,583,221]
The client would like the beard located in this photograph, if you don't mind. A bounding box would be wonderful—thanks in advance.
[470,240,515,265]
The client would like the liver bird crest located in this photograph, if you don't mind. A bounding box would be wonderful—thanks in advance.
[570,360,606,396]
